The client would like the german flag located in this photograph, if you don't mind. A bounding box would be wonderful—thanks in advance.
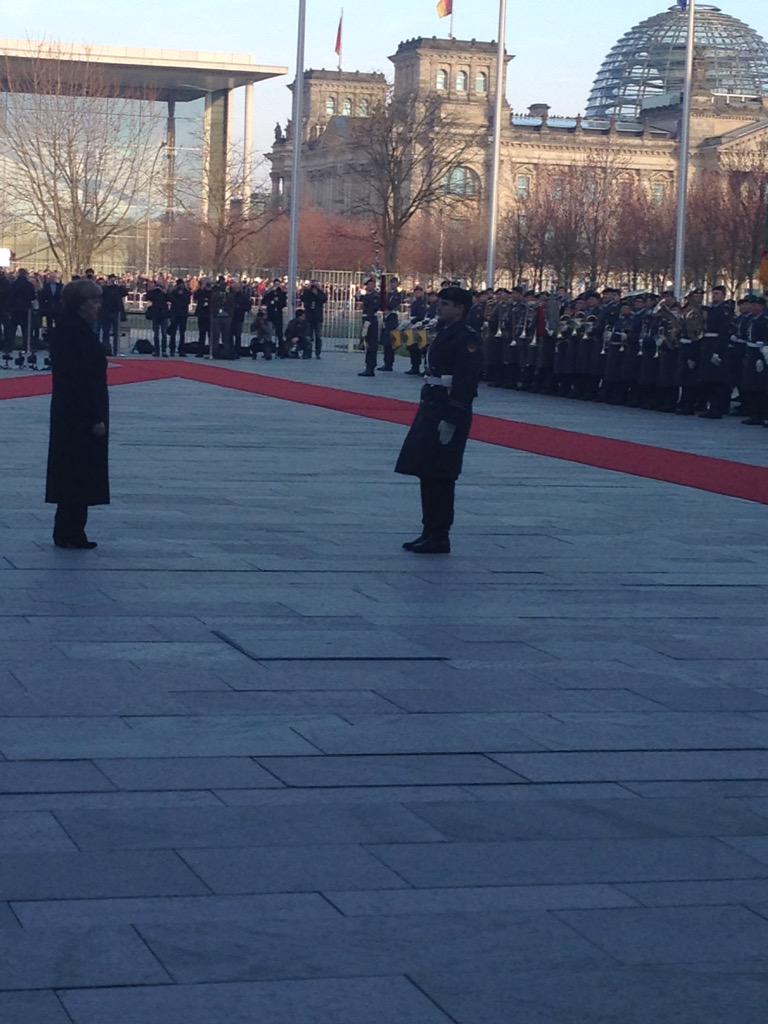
[436,0,453,18]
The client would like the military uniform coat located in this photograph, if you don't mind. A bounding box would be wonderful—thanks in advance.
[699,303,733,384]
[396,319,481,482]
[45,313,110,507]
[741,314,768,395]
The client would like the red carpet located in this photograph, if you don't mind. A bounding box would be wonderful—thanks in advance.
[2,359,767,505]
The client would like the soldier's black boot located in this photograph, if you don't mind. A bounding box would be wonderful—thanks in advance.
[402,534,426,551]
[409,534,451,555]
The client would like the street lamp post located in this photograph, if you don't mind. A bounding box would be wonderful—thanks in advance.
[673,0,696,299]
[145,140,167,278]
[486,0,508,290]
[287,0,307,316]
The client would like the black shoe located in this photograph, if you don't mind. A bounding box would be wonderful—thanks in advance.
[409,535,451,555]
[377,366,393,372]
[358,370,375,377]
[404,368,421,376]
[743,418,765,426]
[402,534,426,551]
[54,539,98,550]
[699,411,723,420]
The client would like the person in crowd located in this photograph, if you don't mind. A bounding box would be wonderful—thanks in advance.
[167,278,191,357]
[38,272,63,337]
[396,286,482,555]
[6,268,36,355]
[264,278,287,347]
[194,278,213,357]
[99,274,127,355]
[45,278,109,550]
[300,279,328,359]
[144,279,169,357]
[230,282,252,359]
[249,308,276,360]
[285,308,310,359]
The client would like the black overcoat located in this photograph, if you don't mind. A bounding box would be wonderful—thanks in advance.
[395,319,481,482]
[45,314,110,507]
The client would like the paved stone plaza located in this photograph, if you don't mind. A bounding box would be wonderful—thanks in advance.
[2,352,768,1022]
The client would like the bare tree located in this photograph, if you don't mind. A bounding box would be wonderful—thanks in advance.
[175,144,281,275]
[0,42,164,278]
[348,92,482,268]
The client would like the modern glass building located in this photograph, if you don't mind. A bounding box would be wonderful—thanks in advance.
[585,4,768,122]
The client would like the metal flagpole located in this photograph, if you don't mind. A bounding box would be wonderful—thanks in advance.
[673,0,696,299]
[287,0,307,317]
[486,0,507,289]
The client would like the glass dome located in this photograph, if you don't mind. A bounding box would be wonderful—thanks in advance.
[585,4,768,121]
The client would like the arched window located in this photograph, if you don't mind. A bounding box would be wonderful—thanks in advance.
[358,97,369,116]
[444,166,479,198]
[342,97,352,116]
[456,70,469,93]
[475,71,488,93]
[325,96,336,116]
[436,68,448,91]
[650,178,667,205]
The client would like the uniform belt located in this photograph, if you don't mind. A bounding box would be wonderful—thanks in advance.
[746,342,761,348]
[424,375,452,387]
[703,332,719,338]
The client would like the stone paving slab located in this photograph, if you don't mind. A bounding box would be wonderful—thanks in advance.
[3,362,768,1018]
[60,977,453,1024]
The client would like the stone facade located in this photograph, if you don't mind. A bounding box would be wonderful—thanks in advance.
[268,33,768,222]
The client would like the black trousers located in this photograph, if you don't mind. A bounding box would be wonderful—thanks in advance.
[408,344,423,373]
[168,315,188,353]
[54,502,88,543]
[364,320,380,372]
[420,478,455,537]
[307,321,323,356]
[269,312,284,344]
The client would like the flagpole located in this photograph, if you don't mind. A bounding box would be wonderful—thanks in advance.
[287,0,307,319]
[449,9,454,39]
[673,0,695,299]
[338,8,343,71]
[486,0,507,289]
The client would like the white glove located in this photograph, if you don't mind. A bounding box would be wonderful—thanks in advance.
[710,353,722,367]
[438,421,456,446]
[730,335,739,344]
[687,360,696,370]
[757,360,765,374]
[761,345,768,360]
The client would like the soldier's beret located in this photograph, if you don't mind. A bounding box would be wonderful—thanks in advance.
[438,286,473,308]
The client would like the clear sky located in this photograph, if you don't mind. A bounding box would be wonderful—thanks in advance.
[2,0,767,162]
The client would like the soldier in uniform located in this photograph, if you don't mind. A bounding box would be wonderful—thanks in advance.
[676,289,704,415]
[405,285,428,376]
[698,285,734,419]
[622,294,647,406]
[396,286,482,555]
[589,288,620,401]
[730,295,753,414]
[500,286,526,390]
[486,288,510,387]
[379,277,403,372]
[518,291,538,391]
[603,298,633,404]
[574,291,600,398]
[740,296,768,426]
[637,294,659,408]
[656,299,683,412]
[536,292,560,394]
[358,278,382,377]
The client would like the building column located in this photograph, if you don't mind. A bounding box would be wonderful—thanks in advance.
[244,82,254,212]
[166,99,176,223]
[202,88,230,224]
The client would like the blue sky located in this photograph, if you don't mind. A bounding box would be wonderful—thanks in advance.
[2,0,766,159]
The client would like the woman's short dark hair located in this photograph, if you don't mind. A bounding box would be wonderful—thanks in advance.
[61,279,102,314]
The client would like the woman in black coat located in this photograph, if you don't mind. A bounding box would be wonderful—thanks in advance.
[45,279,109,549]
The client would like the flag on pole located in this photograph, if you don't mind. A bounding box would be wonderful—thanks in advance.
[677,0,687,9]
[335,11,343,69]
[436,0,453,18]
